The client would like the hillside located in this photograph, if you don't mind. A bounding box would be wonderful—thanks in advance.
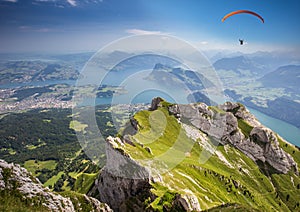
[213,56,266,76]
[149,63,215,90]
[147,63,215,104]
[0,159,112,211]
[242,97,300,129]
[93,98,300,211]
[0,106,117,193]
[0,60,79,84]
[259,65,300,92]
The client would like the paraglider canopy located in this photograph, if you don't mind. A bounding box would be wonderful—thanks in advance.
[222,10,264,23]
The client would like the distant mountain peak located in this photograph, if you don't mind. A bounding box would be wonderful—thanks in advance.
[213,55,265,75]
[259,64,300,90]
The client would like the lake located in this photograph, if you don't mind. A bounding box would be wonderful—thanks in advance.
[248,107,300,147]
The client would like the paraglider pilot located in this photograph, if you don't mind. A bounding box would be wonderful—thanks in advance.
[239,39,244,45]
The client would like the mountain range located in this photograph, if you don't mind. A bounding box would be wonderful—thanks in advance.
[213,56,266,76]
[147,63,215,104]
[259,65,300,92]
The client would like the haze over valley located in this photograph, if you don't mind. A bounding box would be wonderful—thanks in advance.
[1,0,300,211]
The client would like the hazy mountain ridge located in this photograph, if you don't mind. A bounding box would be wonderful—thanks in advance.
[213,56,267,76]
[259,65,300,92]
[147,63,215,104]
[225,87,300,129]
[215,53,300,129]
[208,50,299,69]
[150,63,215,89]
[243,96,300,129]
[93,98,300,211]
[0,60,79,84]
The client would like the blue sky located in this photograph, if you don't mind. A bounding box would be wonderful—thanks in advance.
[0,0,300,53]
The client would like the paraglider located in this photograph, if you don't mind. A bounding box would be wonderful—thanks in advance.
[222,10,264,45]
[222,10,264,23]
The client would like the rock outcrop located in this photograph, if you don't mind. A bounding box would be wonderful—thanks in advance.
[149,97,164,111]
[219,102,298,174]
[0,159,75,211]
[249,127,297,174]
[97,136,202,212]
[97,136,153,212]
[218,101,261,127]
[149,98,298,174]
[0,159,112,212]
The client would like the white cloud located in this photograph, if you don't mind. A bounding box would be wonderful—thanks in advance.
[33,0,103,7]
[2,0,18,2]
[19,25,55,33]
[19,26,31,30]
[35,0,56,2]
[126,29,162,35]
[192,39,285,54]
[66,0,76,6]
[199,41,208,45]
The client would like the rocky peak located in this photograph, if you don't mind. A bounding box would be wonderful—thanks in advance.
[219,102,298,174]
[249,127,298,174]
[149,96,164,111]
[162,100,298,175]
[218,101,261,127]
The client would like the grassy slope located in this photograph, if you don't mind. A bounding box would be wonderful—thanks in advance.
[73,173,98,194]
[44,171,64,188]
[24,159,57,176]
[120,104,300,211]
[0,190,50,212]
[0,167,49,212]
[1,160,101,212]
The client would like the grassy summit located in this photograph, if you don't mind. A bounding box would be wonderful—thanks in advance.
[105,99,300,211]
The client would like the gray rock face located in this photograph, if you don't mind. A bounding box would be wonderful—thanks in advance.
[219,102,261,127]
[130,117,139,131]
[149,97,164,111]
[174,192,201,211]
[97,137,202,212]
[168,102,298,175]
[250,127,298,174]
[177,103,233,142]
[168,104,181,118]
[0,159,74,211]
[219,103,298,174]
[0,159,112,212]
[97,137,153,212]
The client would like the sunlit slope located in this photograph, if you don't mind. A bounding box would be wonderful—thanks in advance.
[109,99,300,211]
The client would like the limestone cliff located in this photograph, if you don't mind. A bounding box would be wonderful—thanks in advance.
[219,102,298,174]
[0,159,112,212]
[97,136,152,212]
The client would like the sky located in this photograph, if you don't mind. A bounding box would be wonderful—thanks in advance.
[0,0,300,53]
